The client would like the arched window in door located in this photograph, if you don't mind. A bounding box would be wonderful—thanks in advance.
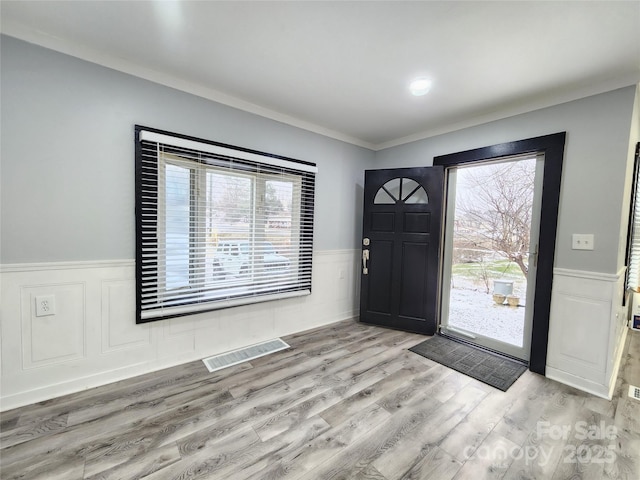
[374,177,429,204]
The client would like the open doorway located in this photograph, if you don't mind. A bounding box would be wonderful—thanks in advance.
[439,155,544,361]
[434,133,566,373]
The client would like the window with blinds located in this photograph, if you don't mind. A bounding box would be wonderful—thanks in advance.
[626,142,640,292]
[135,126,317,323]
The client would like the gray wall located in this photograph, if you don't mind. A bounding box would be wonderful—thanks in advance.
[0,36,373,263]
[375,86,638,274]
[2,35,637,277]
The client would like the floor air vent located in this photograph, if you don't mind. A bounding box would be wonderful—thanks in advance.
[629,385,640,401]
[202,338,290,373]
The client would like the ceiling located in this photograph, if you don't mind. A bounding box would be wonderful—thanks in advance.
[1,1,639,150]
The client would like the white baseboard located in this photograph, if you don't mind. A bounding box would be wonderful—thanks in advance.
[0,251,360,411]
[0,314,357,412]
[545,366,610,399]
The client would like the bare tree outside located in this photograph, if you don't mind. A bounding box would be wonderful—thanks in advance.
[455,160,536,277]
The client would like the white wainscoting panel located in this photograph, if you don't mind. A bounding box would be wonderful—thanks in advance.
[101,279,151,353]
[0,250,359,410]
[21,283,86,367]
[547,267,628,399]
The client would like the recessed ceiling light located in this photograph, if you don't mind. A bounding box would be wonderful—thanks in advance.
[409,78,432,96]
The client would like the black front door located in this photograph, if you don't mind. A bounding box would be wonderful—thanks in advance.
[359,167,444,334]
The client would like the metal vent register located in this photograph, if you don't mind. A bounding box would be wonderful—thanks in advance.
[630,385,640,401]
[202,338,290,373]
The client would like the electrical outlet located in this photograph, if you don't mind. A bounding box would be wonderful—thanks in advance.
[35,295,56,317]
[572,234,594,250]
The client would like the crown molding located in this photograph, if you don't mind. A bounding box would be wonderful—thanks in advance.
[2,21,638,153]
[0,22,376,151]
[375,74,640,151]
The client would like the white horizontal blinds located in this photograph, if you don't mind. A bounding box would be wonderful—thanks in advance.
[137,129,316,321]
[628,144,640,291]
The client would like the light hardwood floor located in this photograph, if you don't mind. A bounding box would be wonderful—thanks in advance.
[1,319,639,480]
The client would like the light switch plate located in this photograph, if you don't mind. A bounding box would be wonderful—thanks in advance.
[35,295,56,317]
[572,234,594,250]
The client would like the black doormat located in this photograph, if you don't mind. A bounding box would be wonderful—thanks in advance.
[409,335,527,391]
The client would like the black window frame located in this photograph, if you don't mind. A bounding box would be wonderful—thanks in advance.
[135,125,316,324]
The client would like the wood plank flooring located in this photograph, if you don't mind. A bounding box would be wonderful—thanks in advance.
[1,319,639,480]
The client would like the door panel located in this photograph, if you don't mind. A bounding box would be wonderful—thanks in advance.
[399,242,429,319]
[368,240,394,314]
[360,167,444,334]
[371,212,395,232]
[404,212,430,233]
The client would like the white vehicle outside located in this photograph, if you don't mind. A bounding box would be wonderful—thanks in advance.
[213,240,291,280]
